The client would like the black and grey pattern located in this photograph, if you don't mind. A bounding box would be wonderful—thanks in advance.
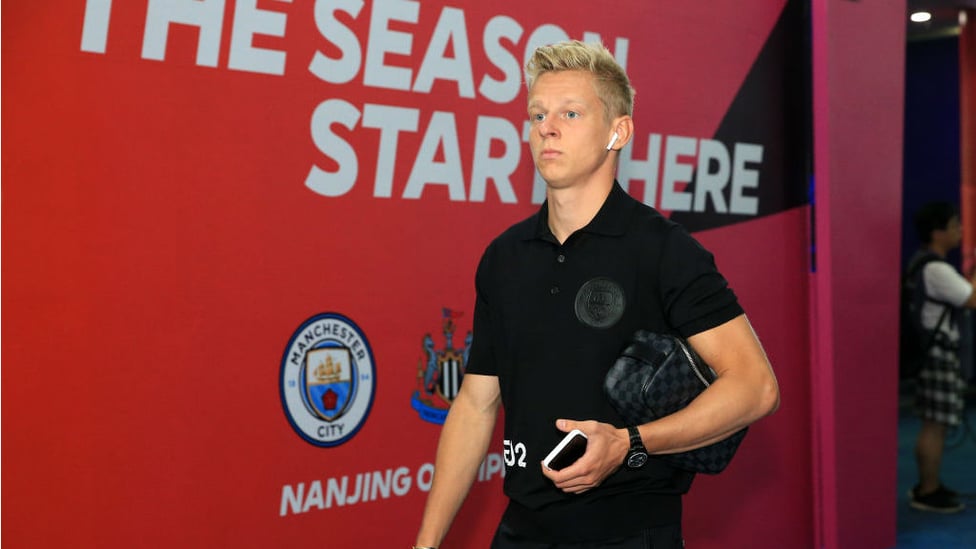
[604,330,747,474]
[915,345,967,426]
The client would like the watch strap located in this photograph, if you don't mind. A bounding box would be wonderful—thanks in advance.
[627,425,644,450]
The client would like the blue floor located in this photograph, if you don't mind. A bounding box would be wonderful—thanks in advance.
[895,389,976,548]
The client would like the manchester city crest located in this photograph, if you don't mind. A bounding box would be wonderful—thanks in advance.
[280,313,375,447]
[410,308,472,425]
[304,347,353,422]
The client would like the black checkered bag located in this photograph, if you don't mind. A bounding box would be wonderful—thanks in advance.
[603,330,747,474]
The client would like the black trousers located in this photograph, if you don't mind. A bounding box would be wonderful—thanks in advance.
[489,521,685,549]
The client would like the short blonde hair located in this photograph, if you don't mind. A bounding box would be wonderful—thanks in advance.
[526,40,635,119]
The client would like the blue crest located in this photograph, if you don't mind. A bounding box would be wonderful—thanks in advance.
[410,309,472,425]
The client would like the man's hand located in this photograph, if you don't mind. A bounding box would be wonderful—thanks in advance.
[540,419,630,494]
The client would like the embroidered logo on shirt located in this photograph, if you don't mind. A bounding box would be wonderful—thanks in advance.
[575,277,626,328]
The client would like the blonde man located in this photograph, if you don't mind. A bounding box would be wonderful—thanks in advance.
[415,41,779,549]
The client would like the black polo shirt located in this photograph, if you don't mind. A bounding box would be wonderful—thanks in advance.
[465,182,743,542]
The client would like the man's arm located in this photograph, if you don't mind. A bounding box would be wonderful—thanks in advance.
[961,271,976,308]
[543,314,778,493]
[924,261,976,308]
[415,373,501,547]
[647,313,779,450]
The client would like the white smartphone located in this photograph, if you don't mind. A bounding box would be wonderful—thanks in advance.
[542,429,588,470]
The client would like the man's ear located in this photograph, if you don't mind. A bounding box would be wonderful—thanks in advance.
[608,116,634,150]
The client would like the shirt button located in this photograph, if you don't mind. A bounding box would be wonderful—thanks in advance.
[550,286,560,295]
[557,254,566,263]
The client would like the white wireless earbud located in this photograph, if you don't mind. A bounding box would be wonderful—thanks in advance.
[606,132,619,151]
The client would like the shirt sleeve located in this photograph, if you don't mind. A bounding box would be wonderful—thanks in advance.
[658,224,743,338]
[464,245,497,376]
[923,261,973,307]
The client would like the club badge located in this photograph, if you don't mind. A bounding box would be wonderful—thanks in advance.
[575,277,626,328]
[410,308,472,425]
[280,313,375,447]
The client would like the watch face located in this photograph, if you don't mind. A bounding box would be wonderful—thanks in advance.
[626,451,648,469]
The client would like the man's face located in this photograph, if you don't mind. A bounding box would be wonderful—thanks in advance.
[937,215,963,249]
[527,70,616,189]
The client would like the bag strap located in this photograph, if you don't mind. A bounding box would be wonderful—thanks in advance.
[921,304,952,351]
[909,252,957,322]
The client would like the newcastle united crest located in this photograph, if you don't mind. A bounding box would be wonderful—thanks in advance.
[410,308,472,425]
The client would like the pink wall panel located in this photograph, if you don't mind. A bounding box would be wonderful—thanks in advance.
[811,1,906,548]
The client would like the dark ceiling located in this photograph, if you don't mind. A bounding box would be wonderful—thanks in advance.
[907,0,976,40]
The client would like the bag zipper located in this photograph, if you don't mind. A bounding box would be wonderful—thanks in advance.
[675,338,710,387]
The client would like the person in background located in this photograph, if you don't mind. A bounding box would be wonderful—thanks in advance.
[908,201,973,513]
[414,40,779,548]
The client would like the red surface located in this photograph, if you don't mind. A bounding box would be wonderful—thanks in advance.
[2,2,828,547]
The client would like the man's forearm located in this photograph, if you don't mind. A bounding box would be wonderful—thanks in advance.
[641,315,778,454]
[415,393,498,546]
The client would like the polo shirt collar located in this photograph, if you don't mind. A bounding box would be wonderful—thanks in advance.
[524,181,634,241]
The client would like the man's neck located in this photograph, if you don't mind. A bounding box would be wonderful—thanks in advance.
[926,242,950,258]
[546,179,614,244]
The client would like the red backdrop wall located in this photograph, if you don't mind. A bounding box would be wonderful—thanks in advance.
[1,1,877,547]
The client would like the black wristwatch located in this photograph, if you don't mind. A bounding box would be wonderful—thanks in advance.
[624,425,649,469]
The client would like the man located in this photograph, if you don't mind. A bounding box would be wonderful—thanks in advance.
[908,201,973,513]
[414,41,780,548]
